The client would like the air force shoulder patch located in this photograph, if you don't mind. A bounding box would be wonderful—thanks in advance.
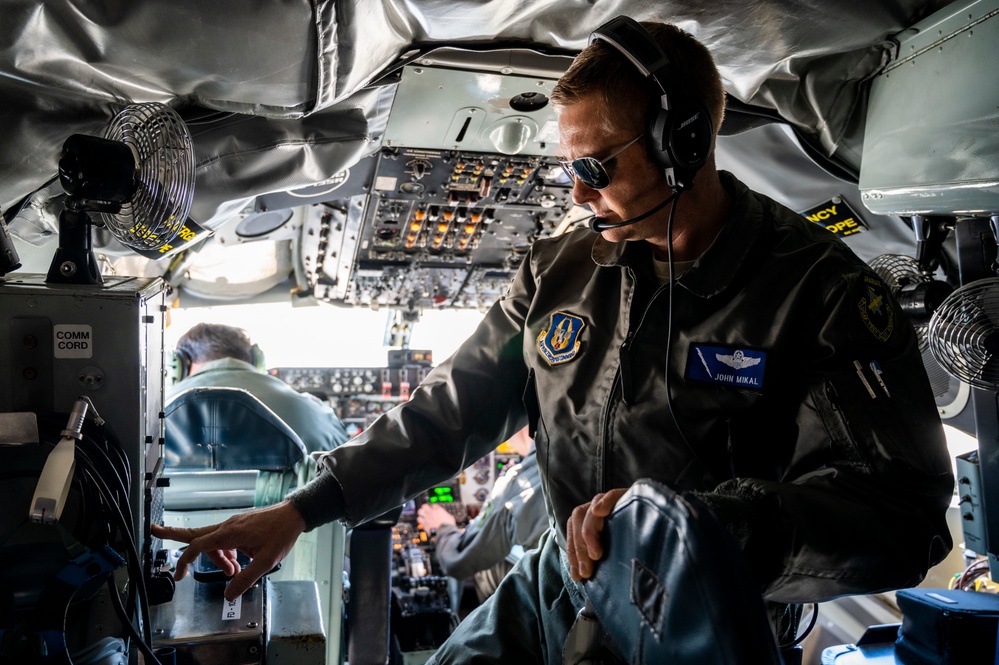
[537,311,585,366]
[686,345,767,391]
[858,274,894,342]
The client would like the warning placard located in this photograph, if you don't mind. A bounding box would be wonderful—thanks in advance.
[800,197,868,237]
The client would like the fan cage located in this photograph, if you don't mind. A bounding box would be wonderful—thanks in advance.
[928,277,999,391]
[869,254,931,352]
[868,254,929,291]
[97,103,195,251]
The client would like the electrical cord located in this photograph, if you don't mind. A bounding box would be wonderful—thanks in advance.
[3,410,155,663]
[89,414,132,499]
[37,409,154,650]
[782,603,819,649]
[74,448,154,646]
[73,422,141,622]
[106,576,163,665]
[663,192,697,454]
[662,191,822,658]
[952,558,990,591]
[90,438,134,537]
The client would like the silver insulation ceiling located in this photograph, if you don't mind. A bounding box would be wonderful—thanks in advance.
[1,0,952,225]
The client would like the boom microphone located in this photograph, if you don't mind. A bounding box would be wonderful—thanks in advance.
[588,191,680,232]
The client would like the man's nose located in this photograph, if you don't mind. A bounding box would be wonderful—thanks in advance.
[571,179,598,206]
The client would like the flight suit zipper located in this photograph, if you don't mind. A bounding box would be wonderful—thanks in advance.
[600,280,670,492]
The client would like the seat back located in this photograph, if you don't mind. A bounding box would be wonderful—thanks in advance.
[164,386,308,472]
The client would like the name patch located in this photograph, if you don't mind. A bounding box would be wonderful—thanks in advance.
[686,345,766,391]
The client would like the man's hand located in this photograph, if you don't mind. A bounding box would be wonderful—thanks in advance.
[151,500,306,601]
[417,503,457,532]
[565,488,628,581]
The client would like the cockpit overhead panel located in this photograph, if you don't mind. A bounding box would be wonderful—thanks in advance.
[306,146,573,309]
[284,65,576,310]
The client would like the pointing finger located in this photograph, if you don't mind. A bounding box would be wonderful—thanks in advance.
[152,523,215,544]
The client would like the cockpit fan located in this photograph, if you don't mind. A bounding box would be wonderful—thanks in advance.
[868,253,953,351]
[46,102,195,284]
[869,252,969,418]
[928,278,999,391]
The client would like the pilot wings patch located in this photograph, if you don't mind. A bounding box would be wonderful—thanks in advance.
[716,349,762,370]
[686,344,767,391]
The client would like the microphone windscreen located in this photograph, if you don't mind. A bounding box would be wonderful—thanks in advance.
[589,216,605,233]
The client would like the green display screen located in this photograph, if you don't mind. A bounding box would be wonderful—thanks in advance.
[428,486,454,503]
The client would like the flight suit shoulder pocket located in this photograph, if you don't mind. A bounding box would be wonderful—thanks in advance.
[811,368,947,476]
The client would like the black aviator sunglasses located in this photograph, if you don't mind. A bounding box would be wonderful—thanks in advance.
[558,134,645,190]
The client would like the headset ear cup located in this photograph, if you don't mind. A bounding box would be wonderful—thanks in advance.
[167,349,191,385]
[649,103,713,190]
[668,102,713,170]
[250,344,266,371]
[589,16,715,191]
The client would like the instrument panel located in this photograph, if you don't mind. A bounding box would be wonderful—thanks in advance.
[302,146,575,310]
[269,364,432,437]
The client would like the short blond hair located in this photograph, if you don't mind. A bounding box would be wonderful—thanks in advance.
[551,22,725,136]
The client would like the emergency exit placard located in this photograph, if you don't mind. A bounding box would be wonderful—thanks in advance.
[800,197,868,237]
[53,324,93,358]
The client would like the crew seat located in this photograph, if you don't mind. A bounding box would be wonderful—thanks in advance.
[163,386,311,507]
[161,386,346,663]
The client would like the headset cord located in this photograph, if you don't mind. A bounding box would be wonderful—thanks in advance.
[663,191,696,454]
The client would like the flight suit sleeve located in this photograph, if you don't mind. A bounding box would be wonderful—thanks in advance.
[693,267,955,604]
[433,498,516,580]
[298,255,538,528]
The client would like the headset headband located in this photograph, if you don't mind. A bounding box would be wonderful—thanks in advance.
[590,16,677,108]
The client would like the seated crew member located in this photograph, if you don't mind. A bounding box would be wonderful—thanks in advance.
[154,18,954,664]
[168,323,348,453]
[418,427,548,604]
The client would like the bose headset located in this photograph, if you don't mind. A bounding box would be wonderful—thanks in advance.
[588,16,714,192]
